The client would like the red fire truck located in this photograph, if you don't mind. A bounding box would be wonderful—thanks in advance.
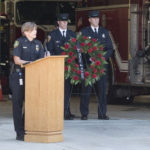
[76,0,150,103]
[1,0,81,94]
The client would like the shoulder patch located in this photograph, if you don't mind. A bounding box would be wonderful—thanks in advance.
[47,35,51,42]
[14,40,19,48]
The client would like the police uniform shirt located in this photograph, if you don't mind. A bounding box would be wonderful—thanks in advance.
[47,28,76,55]
[81,26,113,60]
[13,36,44,61]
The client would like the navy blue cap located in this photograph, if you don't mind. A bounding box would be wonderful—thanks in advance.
[57,13,69,21]
[88,10,99,18]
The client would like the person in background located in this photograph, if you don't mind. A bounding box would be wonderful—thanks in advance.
[9,22,44,141]
[80,10,114,120]
[47,13,76,120]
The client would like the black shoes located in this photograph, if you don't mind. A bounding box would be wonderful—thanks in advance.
[98,115,109,120]
[16,134,24,141]
[65,113,109,120]
[70,113,75,118]
[81,115,109,120]
[81,115,88,120]
[64,114,74,120]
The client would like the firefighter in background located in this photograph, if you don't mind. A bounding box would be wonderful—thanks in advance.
[9,22,44,141]
[47,13,76,120]
[80,10,114,120]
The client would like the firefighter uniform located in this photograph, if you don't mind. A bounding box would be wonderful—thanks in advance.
[9,36,44,139]
[46,13,76,120]
[47,28,75,55]
[80,10,114,120]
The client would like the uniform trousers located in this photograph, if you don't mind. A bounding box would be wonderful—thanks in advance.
[80,75,107,117]
[64,78,72,117]
[9,72,25,136]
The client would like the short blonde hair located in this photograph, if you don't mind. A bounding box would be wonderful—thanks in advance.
[21,22,37,35]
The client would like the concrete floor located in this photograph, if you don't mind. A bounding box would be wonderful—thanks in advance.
[1,95,150,150]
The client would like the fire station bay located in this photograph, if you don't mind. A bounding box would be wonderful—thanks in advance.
[1,0,150,149]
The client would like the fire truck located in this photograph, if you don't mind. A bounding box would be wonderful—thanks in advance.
[1,0,81,94]
[5,0,82,49]
[76,0,150,103]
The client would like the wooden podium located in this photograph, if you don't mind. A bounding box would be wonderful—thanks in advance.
[24,56,66,143]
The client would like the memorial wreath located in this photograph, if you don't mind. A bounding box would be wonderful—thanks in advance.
[61,33,107,86]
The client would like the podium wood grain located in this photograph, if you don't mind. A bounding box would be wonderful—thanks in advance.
[24,56,66,143]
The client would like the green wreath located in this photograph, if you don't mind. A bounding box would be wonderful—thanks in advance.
[61,33,107,86]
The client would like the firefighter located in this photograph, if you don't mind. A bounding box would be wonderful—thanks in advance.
[9,22,44,141]
[80,10,114,120]
[47,13,76,120]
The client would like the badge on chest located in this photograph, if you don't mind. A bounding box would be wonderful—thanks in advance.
[36,45,39,51]
[55,40,61,48]
[102,33,105,38]
[56,41,60,44]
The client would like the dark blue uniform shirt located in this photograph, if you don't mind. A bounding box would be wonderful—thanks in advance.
[10,36,44,137]
[13,36,44,61]
[81,26,113,60]
[47,29,76,55]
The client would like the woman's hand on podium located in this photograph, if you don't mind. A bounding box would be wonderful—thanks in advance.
[44,51,51,57]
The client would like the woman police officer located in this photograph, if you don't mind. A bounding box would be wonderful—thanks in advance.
[9,22,44,141]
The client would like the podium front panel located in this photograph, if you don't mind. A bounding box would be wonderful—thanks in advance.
[25,57,65,133]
